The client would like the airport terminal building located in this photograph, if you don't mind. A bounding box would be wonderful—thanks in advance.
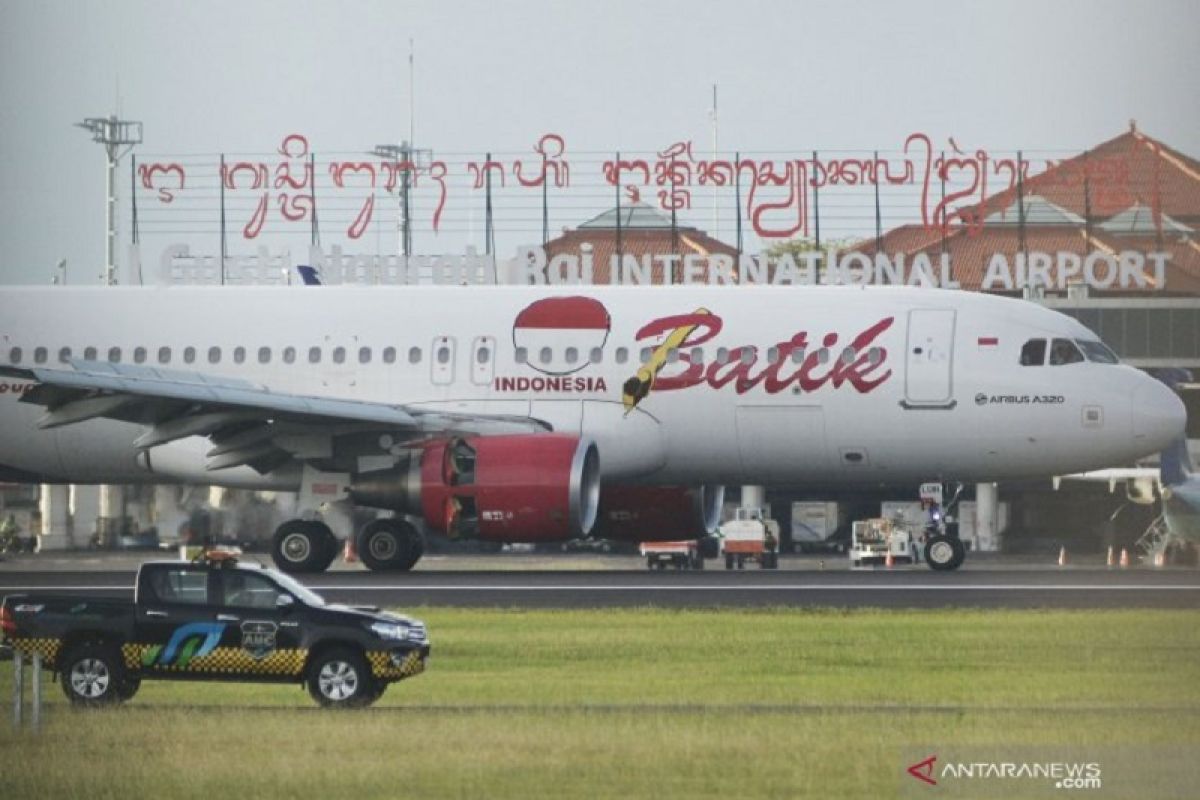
[537,125,1200,554]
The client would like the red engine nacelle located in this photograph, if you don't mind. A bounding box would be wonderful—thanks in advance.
[351,434,600,542]
[592,485,725,542]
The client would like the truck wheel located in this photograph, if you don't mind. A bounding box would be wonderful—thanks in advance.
[272,520,328,573]
[60,642,126,707]
[306,648,378,709]
[358,519,422,572]
[924,534,965,571]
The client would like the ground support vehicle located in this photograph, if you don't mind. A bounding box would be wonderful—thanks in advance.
[719,509,780,569]
[639,540,704,570]
[849,518,920,567]
[0,552,429,708]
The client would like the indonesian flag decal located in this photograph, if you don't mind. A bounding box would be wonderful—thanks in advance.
[977,336,999,347]
[513,296,611,376]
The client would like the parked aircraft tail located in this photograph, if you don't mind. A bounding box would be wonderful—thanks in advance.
[296,265,322,285]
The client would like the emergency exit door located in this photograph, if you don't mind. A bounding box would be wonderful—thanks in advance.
[904,309,956,407]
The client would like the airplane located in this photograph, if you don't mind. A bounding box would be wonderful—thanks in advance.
[1054,368,1199,558]
[0,284,1185,574]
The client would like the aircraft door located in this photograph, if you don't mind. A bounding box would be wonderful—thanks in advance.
[431,336,456,386]
[471,336,496,386]
[904,309,956,408]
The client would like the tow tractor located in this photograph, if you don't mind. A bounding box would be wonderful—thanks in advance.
[718,508,780,569]
[849,517,918,567]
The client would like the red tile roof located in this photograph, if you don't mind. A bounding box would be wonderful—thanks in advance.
[852,126,1200,295]
[544,227,740,284]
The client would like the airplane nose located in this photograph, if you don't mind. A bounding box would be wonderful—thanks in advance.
[1132,377,1187,453]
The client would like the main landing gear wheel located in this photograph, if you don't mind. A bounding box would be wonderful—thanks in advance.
[272,520,336,574]
[924,534,965,571]
[357,518,424,572]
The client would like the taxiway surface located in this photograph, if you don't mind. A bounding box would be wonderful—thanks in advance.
[2,554,1197,608]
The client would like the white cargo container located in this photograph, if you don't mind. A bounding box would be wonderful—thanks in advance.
[790,502,847,549]
[956,500,1010,552]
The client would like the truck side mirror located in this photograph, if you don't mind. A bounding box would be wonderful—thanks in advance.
[276,594,295,610]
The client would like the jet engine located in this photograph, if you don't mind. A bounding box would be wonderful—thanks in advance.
[592,485,725,541]
[350,434,601,542]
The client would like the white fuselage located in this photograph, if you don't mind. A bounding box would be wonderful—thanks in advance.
[0,284,1185,490]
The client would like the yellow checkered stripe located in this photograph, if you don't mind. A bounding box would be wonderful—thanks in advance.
[8,637,62,665]
[121,643,307,676]
[366,649,425,680]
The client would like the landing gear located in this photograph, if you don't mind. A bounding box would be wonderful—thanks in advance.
[357,518,424,572]
[924,534,965,571]
[272,520,337,574]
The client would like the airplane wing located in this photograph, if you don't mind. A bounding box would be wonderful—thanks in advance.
[1052,468,1162,503]
[0,360,547,473]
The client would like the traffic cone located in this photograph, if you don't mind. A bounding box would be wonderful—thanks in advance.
[343,536,358,564]
[1119,548,1130,568]
[1106,546,1115,568]
[885,551,895,569]
[1058,546,1068,567]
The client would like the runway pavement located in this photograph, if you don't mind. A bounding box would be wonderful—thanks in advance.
[2,553,1199,608]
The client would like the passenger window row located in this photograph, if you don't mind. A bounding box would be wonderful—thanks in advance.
[511,345,883,368]
[8,343,886,370]
[7,345,413,367]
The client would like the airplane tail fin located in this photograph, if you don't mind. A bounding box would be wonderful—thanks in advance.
[1151,368,1193,487]
[296,265,322,285]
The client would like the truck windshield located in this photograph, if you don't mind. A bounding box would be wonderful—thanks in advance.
[266,569,326,607]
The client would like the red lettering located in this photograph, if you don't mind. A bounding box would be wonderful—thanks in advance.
[829,317,894,392]
[636,312,722,390]
[655,317,895,396]
[761,334,809,393]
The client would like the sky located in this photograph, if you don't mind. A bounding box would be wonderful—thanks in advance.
[1,0,1198,285]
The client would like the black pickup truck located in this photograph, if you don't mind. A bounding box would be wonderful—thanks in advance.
[0,552,429,708]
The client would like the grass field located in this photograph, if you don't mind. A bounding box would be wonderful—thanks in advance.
[2,608,1198,799]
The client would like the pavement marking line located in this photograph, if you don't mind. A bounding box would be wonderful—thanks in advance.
[2,583,1199,592]
[314,584,1200,591]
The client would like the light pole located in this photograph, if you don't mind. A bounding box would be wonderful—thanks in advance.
[370,141,431,257]
[75,116,142,285]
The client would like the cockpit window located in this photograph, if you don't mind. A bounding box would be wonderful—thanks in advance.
[1049,338,1085,366]
[1019,339,1046,366]
[1075,339,1119,365]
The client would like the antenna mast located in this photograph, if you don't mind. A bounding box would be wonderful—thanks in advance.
[75,115,142,285]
